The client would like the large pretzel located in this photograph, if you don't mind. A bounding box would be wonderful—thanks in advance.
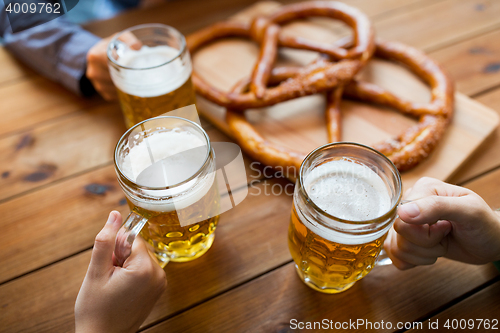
[187,1,375,110]
[188,1,454,178]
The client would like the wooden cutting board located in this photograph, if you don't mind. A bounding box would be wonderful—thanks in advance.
[193,1,499,189]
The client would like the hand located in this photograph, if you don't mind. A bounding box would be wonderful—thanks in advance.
[75,211,167,333]
[86,33,142,101]
[384,177,500,270]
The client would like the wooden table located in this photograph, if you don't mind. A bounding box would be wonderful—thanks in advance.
[1,0,500,332]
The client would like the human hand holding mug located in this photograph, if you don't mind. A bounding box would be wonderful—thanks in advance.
[75,211,167,333]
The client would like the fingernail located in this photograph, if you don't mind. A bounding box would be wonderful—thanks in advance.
[107,212,117,224]
[402,203,420,218]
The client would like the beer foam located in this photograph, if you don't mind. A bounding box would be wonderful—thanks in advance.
[306,160,391,221]
[110,45,192,98]
[297,159,393,244]
[121,129,215,213]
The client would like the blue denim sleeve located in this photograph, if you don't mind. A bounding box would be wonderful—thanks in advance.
[1,10,100,95]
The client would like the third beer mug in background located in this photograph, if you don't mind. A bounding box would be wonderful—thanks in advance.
[289,142,402,294]
[107,24,196,128]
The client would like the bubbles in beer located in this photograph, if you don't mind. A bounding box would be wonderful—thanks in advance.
[305,159,391,221]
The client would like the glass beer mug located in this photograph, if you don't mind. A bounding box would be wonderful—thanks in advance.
[107,24,196,128]
[114,116,219,267]
[288,142,402,293]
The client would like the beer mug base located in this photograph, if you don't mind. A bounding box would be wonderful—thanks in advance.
[152,232,215,265]
[294,265,356,294]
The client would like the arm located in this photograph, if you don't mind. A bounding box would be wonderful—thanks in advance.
[0,4,100,95]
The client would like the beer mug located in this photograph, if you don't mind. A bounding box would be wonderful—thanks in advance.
[289,142,402,293]
[113,116,219,267]
[107,24,196,128]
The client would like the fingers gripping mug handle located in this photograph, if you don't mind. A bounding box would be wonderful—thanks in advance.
[375,248,392,266]
[114,211,148,266]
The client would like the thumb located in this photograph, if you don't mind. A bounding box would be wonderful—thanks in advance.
[398,194,479,226]
[88,211,123,276]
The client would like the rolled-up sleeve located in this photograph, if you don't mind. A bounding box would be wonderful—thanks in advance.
[0,9,100,95]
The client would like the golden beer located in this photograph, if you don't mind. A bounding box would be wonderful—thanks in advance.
[289,143,401,293]
[114,116,220,266]
[108,24,195,128]
[289,204,387,293]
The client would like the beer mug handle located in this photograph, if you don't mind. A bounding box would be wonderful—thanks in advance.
[375,249,392,266]
[114,211,148,266]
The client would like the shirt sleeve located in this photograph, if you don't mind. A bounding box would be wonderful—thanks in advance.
[0,9,100,95]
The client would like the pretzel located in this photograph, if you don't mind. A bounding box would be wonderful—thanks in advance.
[189,1,453,177]
[342,40,453,171]
[225,40,453,176]
[186,1,375,110]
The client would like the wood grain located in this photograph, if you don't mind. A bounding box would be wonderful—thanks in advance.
[406,281,500,332]
[0,48,36,86]
[0,251,90,333]
[339,0,443,19]
[0,129,261,284]
[0,178,294,332]
[0,103,125,201]
[1,1,500,332]
[0,0,438,89]
[0,0,497,139]
[0,77,101,137]
[464,167,500,209]
[82,0,440,38]
[0,165,127,284]
[2,171,498,333]
[430,29,500,97]
[84,0,262,38]
[375,0,500,52]
[145,261,499,333]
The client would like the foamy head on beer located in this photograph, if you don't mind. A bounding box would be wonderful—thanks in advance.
[301,158,392,244]
[120,127,213,212]
[112,45,192,98]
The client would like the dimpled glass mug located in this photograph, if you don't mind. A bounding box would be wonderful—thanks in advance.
[108,24,196,128]
[113,116,220,267]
